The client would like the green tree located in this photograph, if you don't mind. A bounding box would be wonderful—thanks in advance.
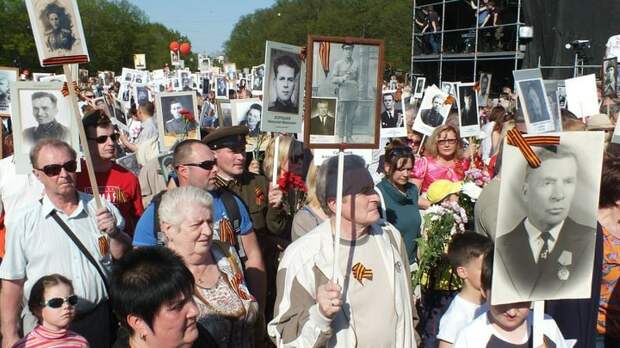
[223,0,412,73]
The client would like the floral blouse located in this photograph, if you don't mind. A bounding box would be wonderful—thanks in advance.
[597,227,620,339]
[412,156,469,193]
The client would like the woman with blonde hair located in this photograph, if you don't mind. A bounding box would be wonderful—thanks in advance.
[291,163,329,241]
[411,124,473,208]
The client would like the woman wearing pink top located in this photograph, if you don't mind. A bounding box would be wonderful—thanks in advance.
[411,124,471,209]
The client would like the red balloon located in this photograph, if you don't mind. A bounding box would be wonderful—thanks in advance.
[179,42,191,55]
[169,41,179,51]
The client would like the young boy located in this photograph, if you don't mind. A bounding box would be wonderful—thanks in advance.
[437,232,492,347]
[454,248,569,348]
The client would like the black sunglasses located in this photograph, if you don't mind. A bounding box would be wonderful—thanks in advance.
[88,133,120,144]
[43,294,78,308]
[35,160,77,177]
[179,160,216,171]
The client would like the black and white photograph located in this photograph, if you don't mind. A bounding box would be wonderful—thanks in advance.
[412,85,450,136]
[32,72,53,82]
[458,83,481,137]
[170,50,180,66]
[478,72,492,106]
[215,75,228,99]
[441,81,458,110]
[231,98,262,136]
[492,132,604,305]
[543,80,563,133]
[25,0,89,66]
[10,81,79,173]
[133,84,150,106]
[304,36,383,148]
[308,97,338,142]
[198,54,211,72]
[177,70,192,91]
[380,91,406,138]
[516,78,555,134]
[158,152,175,185]
[133,53,146,70]
[262,41,304,133]
[414,77,426,98]
[38,74,66,83]
[224,63,237,81]
[155,91,199,150]
[218,101,233,128]
[0,67,19,116]
[251,64,265,95]
[603,57,617,97]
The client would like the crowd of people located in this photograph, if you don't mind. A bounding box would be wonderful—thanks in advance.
[0,53,620,348]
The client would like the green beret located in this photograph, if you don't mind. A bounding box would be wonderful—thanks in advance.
[202,125,249,150]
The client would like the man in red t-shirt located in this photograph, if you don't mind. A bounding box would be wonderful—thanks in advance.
[77,110,144,234]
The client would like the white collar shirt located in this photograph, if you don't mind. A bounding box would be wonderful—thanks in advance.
[0,155,44,223]
[524,218,564,263]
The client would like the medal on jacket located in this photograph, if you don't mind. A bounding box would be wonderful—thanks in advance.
[557,250,572,281]
[255,185,265,206]
[352,262,373,285]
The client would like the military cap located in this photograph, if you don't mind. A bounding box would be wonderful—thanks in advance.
[202,125,248,150]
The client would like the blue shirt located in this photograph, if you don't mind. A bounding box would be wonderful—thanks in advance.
[132,190,253,247]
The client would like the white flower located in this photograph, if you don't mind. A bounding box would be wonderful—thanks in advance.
[462,182,483,200]
[426,205,445,216]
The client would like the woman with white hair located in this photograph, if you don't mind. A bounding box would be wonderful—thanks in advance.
[158,186,258,347]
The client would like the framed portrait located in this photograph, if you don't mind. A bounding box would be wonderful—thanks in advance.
[492,132,604,305]
[379,91,406,138]
[157,152,175,185]
[32,72,53,82]
[218,101,233,128]
[0,67,19,116]
[457,83,481,138]
[223,63,237,81]
[133,54,146,70]
[441,81,459,110]
[155,91,199,151]
[602,57,617,97]
[177,70,192,90]
[39,74,66,83]
[25,0,89,66]
[262,41,305,134]
[10,81,80,173]
[543,80,563,133]
[170,50,180,66]
[215,75,228,100]
[412,85,450,136]
[478,72,492,106]
[303,35,383,149]
[231,98,262,136]
[414,77,426,98]
[198,54,211,72]
[133,84,150,106]
[78,68,88,84]
[251,64,265,95]
[308,97,338,143]
[516,78,555,134]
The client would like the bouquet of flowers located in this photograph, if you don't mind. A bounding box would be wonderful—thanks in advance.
[459,167,489,223]
[277,171,307,215]
[464,167,490,187]
[413,200,467,290]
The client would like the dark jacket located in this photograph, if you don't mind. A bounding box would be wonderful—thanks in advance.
[310,115,335,135]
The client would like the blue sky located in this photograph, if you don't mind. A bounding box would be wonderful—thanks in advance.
[126,0,276,55]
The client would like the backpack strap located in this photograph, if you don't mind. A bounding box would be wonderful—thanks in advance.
[219,190,246,260]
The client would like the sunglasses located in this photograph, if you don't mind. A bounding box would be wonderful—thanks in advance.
[43,294,78,308]
[88,133,120,144]
[35,160,77,177]
[179,160,216,171]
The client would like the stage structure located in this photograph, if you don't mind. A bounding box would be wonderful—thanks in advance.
[410,0,525,88]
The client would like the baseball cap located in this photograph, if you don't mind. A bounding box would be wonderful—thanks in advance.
[427,180,462,204]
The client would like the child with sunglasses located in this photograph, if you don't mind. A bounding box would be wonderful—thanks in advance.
[14,274,89,347]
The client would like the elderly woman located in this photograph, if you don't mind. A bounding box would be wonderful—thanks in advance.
[411,124,472,209]
[158,186,258,348]
[110,247,217,348]
[376,140,421,265]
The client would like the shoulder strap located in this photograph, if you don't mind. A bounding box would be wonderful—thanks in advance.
[219,190,246,259]
[49,211,110,292]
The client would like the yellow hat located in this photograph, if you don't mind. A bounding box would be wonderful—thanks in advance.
[427,180,462,204]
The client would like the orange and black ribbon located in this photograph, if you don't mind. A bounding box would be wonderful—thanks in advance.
[219,218,236,246]
[352,262,373,285]
[61,81,79,97]
[255,185,265,206]
[506,128,560,168]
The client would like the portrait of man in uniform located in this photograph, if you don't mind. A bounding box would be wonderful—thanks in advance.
[40,2,76,52]
[420,94,445,127]
[267,53,300,114]
[156,91,199,149]
[22,91,70,151]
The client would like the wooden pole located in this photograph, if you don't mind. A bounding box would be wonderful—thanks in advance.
[332,150,345,282]
[63,64,102,209]
[272,135,280,187]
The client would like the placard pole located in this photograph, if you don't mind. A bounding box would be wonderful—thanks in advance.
[533,300,545,347]
[272,135,280,187]
[332,150,345,282]
[63,64,102,209]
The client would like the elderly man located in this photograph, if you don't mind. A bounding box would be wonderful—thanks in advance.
[268,54,300,113]
[76,110,144,233]
[496,146,596,300]
[420,94,445,127]
[132,138,266,312]
[22,91,70,151]
[0,139,129,348]
[268,155,416,347]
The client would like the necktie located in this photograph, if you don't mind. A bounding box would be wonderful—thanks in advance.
[538,232,553,261]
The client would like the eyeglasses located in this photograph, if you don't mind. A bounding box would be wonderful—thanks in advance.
[88,133,120,144]
[35,160,77,177]
[437,139,458,146]
[42,295,78,308]
[179,160,216,171]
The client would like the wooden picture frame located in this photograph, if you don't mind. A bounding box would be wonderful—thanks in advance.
[0,66,19,117]
[303,35,383,149]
